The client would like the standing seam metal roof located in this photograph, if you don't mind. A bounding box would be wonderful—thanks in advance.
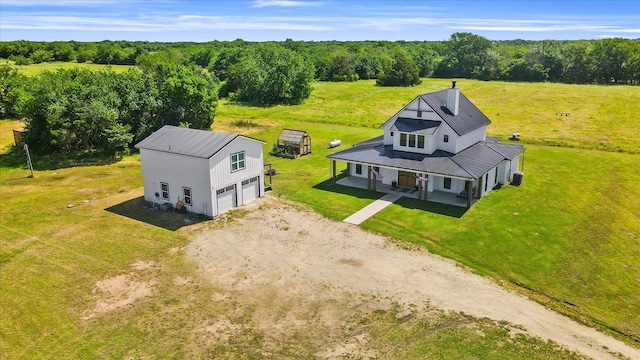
[328,137,523,180]
[134,125,265,159]
[419,90,491,136]
[390,118,440,135]
[382,89,491,137]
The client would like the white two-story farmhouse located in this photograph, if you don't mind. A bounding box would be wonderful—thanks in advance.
[327,81,524,208]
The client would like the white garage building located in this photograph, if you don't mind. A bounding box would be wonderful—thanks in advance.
[135,125,266,218]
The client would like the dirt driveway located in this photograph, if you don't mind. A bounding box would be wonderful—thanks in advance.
[186,195,639,359]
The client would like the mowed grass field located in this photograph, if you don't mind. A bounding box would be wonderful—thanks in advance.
[1,76,639,357]
[3,60,135,76]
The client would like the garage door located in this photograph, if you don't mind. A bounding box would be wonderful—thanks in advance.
[242,176,259,204]
[216,185,237,214]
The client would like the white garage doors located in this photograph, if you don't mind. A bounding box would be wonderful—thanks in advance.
[216,185,237,214]
[242,176,260,203]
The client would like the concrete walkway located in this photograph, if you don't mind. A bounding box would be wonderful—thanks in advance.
[343,193,403,225]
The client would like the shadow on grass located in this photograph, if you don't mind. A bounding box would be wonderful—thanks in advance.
[105,196,208,231]
[0,146,123,171]
[313,178,468,218]
[313,178,383,201]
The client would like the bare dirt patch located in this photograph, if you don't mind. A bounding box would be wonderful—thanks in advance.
[83,261,158,319]
[187,195,639,359]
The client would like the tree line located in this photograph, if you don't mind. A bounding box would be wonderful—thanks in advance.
[1,33,638,156]
[1,52,217,155]
[2,33,639,85]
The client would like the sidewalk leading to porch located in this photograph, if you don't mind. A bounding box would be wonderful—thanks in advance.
[343,193,403,225]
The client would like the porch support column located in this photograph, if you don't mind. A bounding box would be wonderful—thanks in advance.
[477,175,483,199]
[331,160,336,183]
[424,180,428,201]
[466,180,473,208]
[372,168,377,191]
[367,165,372,190]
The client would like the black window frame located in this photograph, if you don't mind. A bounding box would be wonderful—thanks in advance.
[355,164,362,175]
[160,182,170,200]
[444,177,451,189]
[400,133,407,146]
[183,187,192,205]
[444,134,449,143]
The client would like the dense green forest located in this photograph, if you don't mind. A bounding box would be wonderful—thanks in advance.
[1,33,638,155]
[2,33,639,84]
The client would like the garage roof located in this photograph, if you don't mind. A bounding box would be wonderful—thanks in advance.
[135,125,265,159]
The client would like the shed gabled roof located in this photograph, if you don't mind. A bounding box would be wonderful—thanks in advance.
[134,125,265,159]
[278,128,309,143]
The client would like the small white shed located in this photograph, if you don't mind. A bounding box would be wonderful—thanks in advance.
[135,125,266,218]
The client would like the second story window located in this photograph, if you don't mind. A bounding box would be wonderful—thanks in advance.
[444,134,449,143]
[231,152,245,172]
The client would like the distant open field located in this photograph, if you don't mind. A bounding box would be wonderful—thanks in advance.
[219,79,640,154]
[1,78,639,358]
[2,60,135,76]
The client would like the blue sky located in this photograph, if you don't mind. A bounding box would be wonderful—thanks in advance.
[1,0,638,42]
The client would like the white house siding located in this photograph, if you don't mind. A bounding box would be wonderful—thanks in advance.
[436,122,457,153]
[453,126,486,153]
[139,149,213,216]
[432,175,468,194]
[392,131,439,155]
[209,138,264,216]
[383,98,438,146]
[509,156,520,182]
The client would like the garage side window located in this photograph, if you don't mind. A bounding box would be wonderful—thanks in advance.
[160,182,170,200]
[231,151,245,172]
[183,187,192,205]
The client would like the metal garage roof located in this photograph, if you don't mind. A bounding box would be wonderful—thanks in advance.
[135,125,265,159]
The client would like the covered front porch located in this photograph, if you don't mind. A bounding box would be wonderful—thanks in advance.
[335,176,477,208]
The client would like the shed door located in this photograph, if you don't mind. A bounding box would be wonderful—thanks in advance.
[216,185,237,214]
[242,176,259,203]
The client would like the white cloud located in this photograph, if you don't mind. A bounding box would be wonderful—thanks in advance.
[252,0,323,8]
[0,13,334,32]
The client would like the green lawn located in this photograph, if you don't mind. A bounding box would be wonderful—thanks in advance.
[0,119,585,359]
[1,78,639,357]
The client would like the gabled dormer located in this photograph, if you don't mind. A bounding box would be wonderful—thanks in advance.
[381,81,490,155]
